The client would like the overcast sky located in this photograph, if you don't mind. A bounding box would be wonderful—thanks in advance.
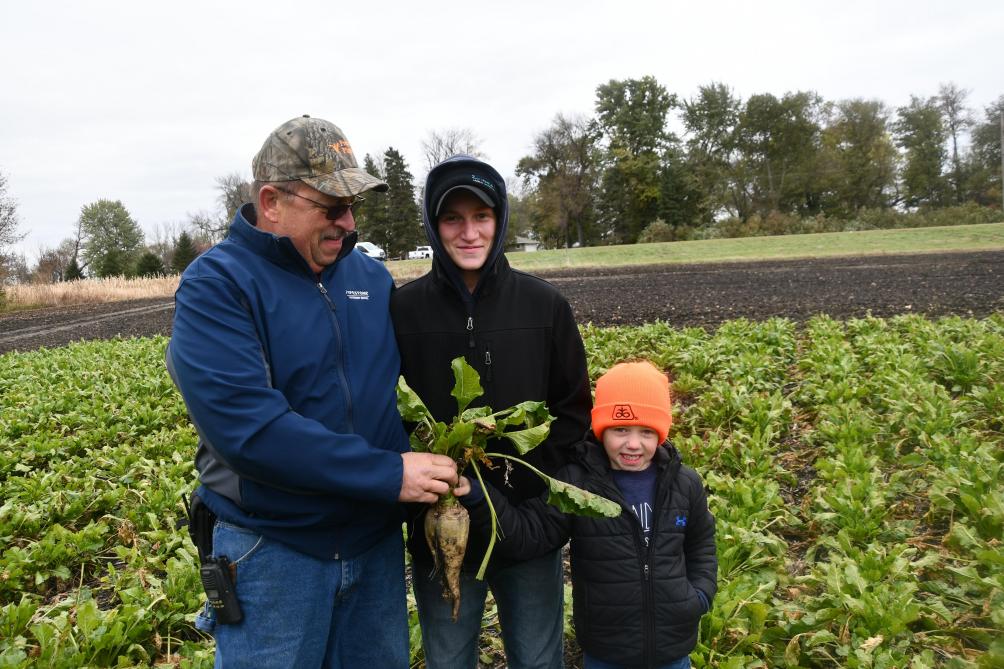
[2,0,1002,258]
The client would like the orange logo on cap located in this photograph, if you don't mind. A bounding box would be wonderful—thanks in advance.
[612,405,636,420]
[328,140,354,156]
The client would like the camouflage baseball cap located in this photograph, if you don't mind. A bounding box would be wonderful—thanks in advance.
[252,115,388,197]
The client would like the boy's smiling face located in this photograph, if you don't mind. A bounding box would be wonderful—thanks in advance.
[602,425,660,471]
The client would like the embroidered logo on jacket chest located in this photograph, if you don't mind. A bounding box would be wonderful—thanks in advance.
[345,290,370,300]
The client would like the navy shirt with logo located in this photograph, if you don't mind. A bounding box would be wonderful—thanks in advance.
[611,466,658,546]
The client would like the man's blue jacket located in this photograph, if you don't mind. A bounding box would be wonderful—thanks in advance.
[167,204,408,559]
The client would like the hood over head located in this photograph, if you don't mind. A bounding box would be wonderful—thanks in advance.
[422,155,509,299]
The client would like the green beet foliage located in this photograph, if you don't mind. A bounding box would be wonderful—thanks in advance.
[2,315,1002,667]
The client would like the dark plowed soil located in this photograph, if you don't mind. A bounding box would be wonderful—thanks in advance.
[548,250,1004,328]
[0,298,175,355]
[2,251,1002,356]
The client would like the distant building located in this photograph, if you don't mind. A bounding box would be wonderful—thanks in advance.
[510,235,540,252]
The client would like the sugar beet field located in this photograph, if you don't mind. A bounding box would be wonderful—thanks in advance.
[1,260,1003,667]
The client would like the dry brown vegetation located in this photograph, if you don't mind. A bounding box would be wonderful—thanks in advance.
[5,275,179,308]
[1,265,427,311]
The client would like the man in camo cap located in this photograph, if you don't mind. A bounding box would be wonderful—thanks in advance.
[167,115,459,667]
[249,114,388,274]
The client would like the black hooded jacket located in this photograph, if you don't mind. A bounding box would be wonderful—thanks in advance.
[463,439,718,668]
[390,155,592,572]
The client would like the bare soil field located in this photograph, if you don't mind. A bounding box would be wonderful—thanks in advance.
[552,250,1004,328]
[2,250,1002,356]
[0,298,174,355]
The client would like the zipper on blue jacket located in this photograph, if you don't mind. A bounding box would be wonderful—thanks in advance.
[317,281,354,432]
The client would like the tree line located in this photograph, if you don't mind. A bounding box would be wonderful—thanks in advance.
[0,195,204,285]
[340,77,1004,253]
[513,77,1003,248]
[1,76,1002,283]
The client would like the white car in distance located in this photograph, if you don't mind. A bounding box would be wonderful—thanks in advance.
[356,241,386,261]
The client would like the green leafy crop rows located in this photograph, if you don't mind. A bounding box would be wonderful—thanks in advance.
[583,315,1003,668]
[2,315,1002,667]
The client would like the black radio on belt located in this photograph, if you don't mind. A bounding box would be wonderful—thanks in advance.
[200,555,243,625]
[184,493,243,625]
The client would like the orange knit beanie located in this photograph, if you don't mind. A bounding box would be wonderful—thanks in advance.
[591,361,673,443]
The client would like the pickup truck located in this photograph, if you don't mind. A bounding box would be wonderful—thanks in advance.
[407,246,433,260]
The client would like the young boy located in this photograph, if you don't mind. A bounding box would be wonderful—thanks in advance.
[458,360,717,669]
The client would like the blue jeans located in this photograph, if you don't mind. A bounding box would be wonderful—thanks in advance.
[413,549,564,669]
[583,654,690,669]
[196,520,408,668]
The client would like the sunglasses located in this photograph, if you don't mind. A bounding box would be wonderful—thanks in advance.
[276,187,364,221]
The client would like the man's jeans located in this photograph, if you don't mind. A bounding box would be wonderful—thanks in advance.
[583,654,690,669]
[413,549,564,669]
[196,520,408,669]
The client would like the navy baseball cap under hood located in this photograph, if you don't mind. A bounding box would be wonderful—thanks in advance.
[422,155,509,298]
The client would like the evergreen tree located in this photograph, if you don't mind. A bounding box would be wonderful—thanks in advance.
[171,231,199,274]
[382,148,422,258]
[98,248,127,278]
[64,256,83,281]
[135,251,166,277]
[355,154,392,255]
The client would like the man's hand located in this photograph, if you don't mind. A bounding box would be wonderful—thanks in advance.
[399,452,459,503]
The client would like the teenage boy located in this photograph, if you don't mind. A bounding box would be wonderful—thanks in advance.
[458,361,718,669]
[391,155,591,669]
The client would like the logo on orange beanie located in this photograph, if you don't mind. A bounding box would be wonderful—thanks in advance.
[591,361,672,443]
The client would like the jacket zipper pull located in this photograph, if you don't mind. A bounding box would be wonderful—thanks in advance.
[643,563,650,581]
[484,349,493,383]
[317,282,335,310]
[467,316,475,348]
